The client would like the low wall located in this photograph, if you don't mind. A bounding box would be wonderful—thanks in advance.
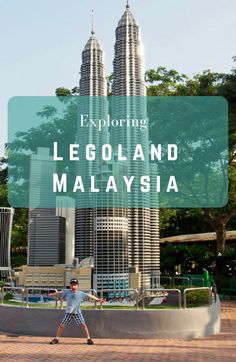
[0,297,221,339]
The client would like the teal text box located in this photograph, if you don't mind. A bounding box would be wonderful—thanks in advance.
[8,96,228,208]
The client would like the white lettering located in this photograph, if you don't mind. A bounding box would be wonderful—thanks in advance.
[53,173,67,192]
[167,176,178,192]
[140,176,150,192]
[73,176,85,192]
[123,176,135,192]
[133,144,145,161]
[156,176,160,192]
[118,144,127,161]
[91,176,99,192]
[53,142,63,161]
[150,144,162,161]
[106,176,118,192]
[80,114,89,127]
[70,144,79,161]
[86,144,96,161]
[102,144,112,161]
[168,144,178,161]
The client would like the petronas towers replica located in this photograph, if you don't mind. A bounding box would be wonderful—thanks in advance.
[75,2,160,291]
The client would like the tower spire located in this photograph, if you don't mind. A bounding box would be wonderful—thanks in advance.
[91,9,95,35]
[126,0,130,9]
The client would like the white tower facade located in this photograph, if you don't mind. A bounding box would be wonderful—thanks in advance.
[0,207,14,282]
[111,3,160,289]
[75,4,160,290]
[75,23,108,264]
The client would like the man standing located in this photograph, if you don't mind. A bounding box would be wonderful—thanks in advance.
[49,278,103,345]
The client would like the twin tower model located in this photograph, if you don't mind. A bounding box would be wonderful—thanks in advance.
[75,2,160,291]
[28,3,160,292]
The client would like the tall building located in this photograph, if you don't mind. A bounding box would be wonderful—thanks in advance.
[75,3,160,290]
[28,148,66,266]
[79,16,107,97]
[75,19,108,263]
[93,159,130,291]
[75,15,130,291]
[112,2,146,97]
[56,196,75,265]
[0,207,14,281]
[111,2,160,289]
[28,213,65,266]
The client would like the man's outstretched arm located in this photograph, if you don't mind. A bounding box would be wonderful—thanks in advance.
[48,290,62,298]
[87,294,104,304]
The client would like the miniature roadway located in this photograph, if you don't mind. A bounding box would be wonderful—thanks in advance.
[0,301,235,362]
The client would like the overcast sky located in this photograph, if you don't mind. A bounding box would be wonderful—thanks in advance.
[1,0,236,156]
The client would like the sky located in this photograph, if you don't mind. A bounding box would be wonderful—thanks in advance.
[1,0,236,157]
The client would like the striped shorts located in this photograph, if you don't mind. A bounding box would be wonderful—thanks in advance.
[60,312,85,326]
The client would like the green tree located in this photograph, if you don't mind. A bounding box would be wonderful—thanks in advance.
[106,73,113,96]
[146,60,236,260]
[145,66,187,95]
[0,157,8,207]
[4,59,236,274]
[55,87,80,97]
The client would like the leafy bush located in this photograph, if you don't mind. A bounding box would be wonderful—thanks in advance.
[186,289,209,307]
[161,285,210,307]
[11,254,27,268]
[4,292,13,301]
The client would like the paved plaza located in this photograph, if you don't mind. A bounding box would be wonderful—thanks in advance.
[0,301,235,362]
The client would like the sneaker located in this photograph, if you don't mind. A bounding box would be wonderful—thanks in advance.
[50,338,59,345]
[87,338,94,345]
